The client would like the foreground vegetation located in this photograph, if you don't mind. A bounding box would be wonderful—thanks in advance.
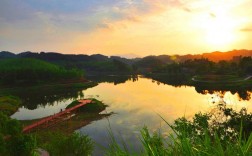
[107,103,252,155]
[0,98,108,156]
[0,112,93,156]
[0,96,21,116]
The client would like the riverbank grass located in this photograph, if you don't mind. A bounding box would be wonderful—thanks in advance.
[106,104,252,155]
[193,75,246,83]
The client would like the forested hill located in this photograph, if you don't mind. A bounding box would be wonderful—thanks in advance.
[0,51,136,74]
[1,49,252,63]
[180,49,252,62]
[1,49,252,74]
[0,58,84,85]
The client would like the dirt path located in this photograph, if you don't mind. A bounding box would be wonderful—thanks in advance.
[192,75,252,83]
[244,75,252,80]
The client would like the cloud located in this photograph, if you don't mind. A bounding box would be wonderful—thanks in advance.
[209,13,216,18]
[0,0,34,22]
[0,0,187,33]
[183,7,192,13]
[240,28,252,32]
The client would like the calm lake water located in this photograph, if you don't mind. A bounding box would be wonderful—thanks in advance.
[11,76,252,154]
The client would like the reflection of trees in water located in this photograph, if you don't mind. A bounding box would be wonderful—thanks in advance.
[146,74,252,101]
[1,88,84,110]
[87,75,138,85]
[194,85,252,101]
[146,74,191,87]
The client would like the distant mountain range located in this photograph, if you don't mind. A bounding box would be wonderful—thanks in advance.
[179,49,252,62]
[1,49,252,62]
[1,50,252,71]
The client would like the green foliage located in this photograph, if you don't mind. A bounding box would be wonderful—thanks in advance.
[112,59,132,72]
[105,104,252,155]
[105,128,131,156]
[194,75,241,82]
[66,98,107,112]
[0,112,38,156]
[66,100,80,108]
[0,96,21,115]
[141,127,167,156]
[7,134,38,156]
[0,112,22,136]
[135,56,164,69]
[0,58,84,85]
[42,132,93,156]
[59,59,132,73]
[239,56,252,75]
[151,56,252,76]
[172,104,252,145]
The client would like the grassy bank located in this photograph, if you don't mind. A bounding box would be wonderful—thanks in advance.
[191,75,252,94]
[0,79,97,91]
[192,74,252,84]
[66,98,107,112]
[145,73,193,87]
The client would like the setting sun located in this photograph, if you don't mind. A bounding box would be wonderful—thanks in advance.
[205,17,236,47]
[193,5,242,49]
[0,0,252,55]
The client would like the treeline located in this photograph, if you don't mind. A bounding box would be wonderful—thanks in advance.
[0,51,135,74]
[0,58,84,85]
[59,59,133,73]
[1,50,252,75]
[152,56,252,76]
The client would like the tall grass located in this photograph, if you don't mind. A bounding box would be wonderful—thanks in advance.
[106,104,252,156]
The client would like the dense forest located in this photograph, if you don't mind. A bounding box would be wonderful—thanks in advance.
[0,51,135,74]
[1,49,252,75]
[151,56,252,76]
[0,58,83,85]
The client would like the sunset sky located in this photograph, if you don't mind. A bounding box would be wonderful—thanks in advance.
[0,0,252,57]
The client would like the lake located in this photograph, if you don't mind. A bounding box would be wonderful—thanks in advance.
[11,75,252,154]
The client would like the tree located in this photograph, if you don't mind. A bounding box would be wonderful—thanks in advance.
[43,132,93,156]
[0,112,37,156]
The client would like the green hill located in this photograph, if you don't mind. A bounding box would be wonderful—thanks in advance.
[0,58,84,85]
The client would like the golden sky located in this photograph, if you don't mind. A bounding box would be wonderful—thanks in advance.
[0,0,252,57]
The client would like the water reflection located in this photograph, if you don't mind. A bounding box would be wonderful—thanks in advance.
[146,74,189,87]
[146,74,252,101]
[0,87,84,110]
[77,77,252,155]
[5,75,252,154]
[87,75,138,85]
[194,85,252,101]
